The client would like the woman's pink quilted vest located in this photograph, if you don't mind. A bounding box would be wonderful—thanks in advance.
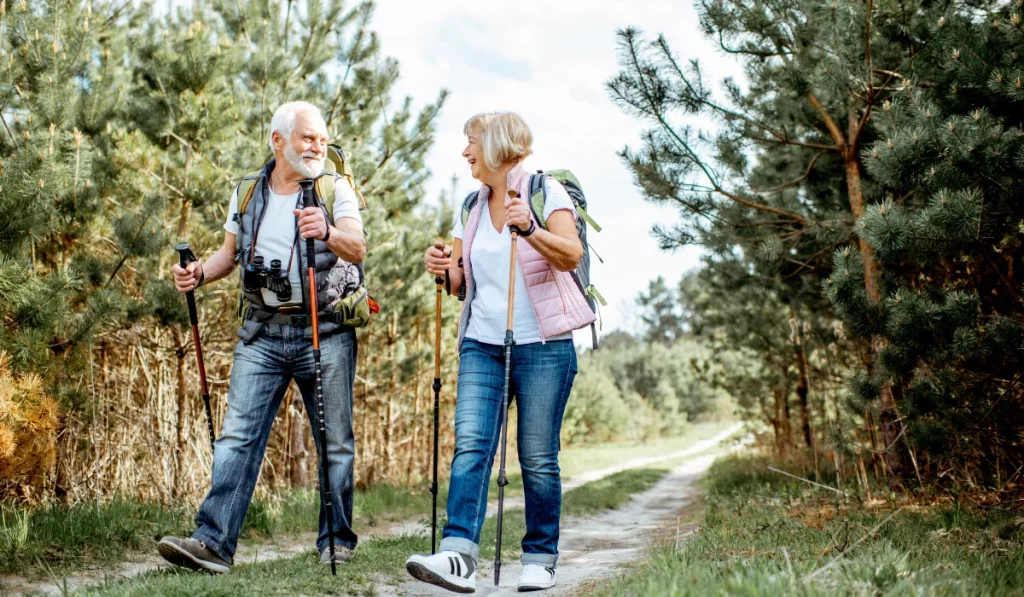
[457,163,596,348]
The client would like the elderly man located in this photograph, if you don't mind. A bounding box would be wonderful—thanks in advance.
[158,101,366,573]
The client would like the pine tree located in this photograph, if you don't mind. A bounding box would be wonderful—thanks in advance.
[609,0,952,471]
[0,0,135,397]
[637,275,685,345]
[827,0,1024,479]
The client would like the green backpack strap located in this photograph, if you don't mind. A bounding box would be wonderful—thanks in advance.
[326,145,366,210]
[532,169,601,232]
[236,171,262,215]
[314,174,336,222]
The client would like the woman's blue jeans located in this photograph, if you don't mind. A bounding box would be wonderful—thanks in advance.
[439,338,578,567]
[191,324,358,563]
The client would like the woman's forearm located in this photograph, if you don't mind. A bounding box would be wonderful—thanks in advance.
[520,227,583,273]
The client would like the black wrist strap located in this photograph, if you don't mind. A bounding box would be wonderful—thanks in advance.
[322,226,331,243]
[518,220,537,237]
[196,266,205,288]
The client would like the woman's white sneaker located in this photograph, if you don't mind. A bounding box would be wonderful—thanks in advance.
[405,550,476,594]
[518,564,556,591]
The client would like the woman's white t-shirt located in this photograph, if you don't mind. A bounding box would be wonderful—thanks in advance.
[452,178,576,345]
[224,181,362,307]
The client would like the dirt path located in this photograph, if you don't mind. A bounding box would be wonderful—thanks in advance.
[379,432,750,596]
[0,424,743,596]
[385,422,743,537]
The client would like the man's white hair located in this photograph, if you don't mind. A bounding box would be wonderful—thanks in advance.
[268,101,325,151]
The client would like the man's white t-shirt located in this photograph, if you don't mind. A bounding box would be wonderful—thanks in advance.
[224,180,362,307]
[452,178,576,345]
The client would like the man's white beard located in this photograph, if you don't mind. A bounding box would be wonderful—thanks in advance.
[284,145,325,179]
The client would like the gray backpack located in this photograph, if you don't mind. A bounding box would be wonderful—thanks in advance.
[460,169,606,348]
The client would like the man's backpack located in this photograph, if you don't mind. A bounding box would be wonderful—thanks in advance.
[461,169,606,348]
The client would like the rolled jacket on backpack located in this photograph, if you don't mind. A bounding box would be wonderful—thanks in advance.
[457,163,596,350]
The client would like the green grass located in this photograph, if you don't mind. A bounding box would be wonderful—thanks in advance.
[556,421,735,480]
[77,467,669,596]
[563,468,668,515]
[0,498,194,576]
[1,421,730,582]
[590,455,1024,596]
[0,482,456,579]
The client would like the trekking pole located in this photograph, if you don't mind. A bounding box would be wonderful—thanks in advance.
[431,240,445,555]
[494,190,521,586]
[175,244,215,455]
[301,181,337,576]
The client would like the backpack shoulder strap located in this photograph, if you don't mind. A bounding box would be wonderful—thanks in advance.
[314,173,337,222]
[528,171,547,228]
[236,171,262,215]
[460,190,481,229]
[327,145,367,210]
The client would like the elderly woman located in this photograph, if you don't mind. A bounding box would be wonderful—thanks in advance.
[405,112,595,593]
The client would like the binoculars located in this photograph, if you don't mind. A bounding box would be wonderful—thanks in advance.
[243,256,292,303]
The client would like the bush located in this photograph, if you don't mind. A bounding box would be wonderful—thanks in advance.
[0,352,59,500]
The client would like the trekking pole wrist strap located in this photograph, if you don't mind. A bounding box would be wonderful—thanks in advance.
[517,220,536,237]
[322,225,331,243]
[196,264,205,288]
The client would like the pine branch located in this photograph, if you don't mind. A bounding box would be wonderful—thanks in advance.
[623,34,808,225]
[749,151,828,194]
[808,94,848,149]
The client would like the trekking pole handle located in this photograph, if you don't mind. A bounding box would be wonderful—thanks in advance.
[300,180,318,260]
[507,190,523,236]
[175,244,200,326]
[433,241,446,286]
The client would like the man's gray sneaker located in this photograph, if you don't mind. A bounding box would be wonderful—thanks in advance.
[320,546,355,564]
[157,536,230,574]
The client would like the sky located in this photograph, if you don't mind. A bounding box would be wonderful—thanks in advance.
[367,0,744,337]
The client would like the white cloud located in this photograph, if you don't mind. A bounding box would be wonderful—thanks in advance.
[372,0,742,339]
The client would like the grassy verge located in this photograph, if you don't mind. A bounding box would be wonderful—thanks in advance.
[0,482,451,579]
[81,467,669,596]
[1,421,731,581]
[557,420,734,481]
[591,455,1024,596]
[0,498,193,576]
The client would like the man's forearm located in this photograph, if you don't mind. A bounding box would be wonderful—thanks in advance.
[200,247,238,286]
[325,224,366,264]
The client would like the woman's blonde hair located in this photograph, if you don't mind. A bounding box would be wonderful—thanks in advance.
[463,112,533,171]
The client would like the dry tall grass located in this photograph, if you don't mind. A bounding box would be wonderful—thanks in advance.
[4,292,461,505]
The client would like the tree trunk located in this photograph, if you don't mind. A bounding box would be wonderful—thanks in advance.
[288,390,309,487]
[843,157,880,303]
[773,387,790,459]
[836,104,902,474]
[790,308,813,448]
[795,348,812,448]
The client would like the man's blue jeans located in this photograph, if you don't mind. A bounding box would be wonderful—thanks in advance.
[191,324,357,563]
[439,338,577,568]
